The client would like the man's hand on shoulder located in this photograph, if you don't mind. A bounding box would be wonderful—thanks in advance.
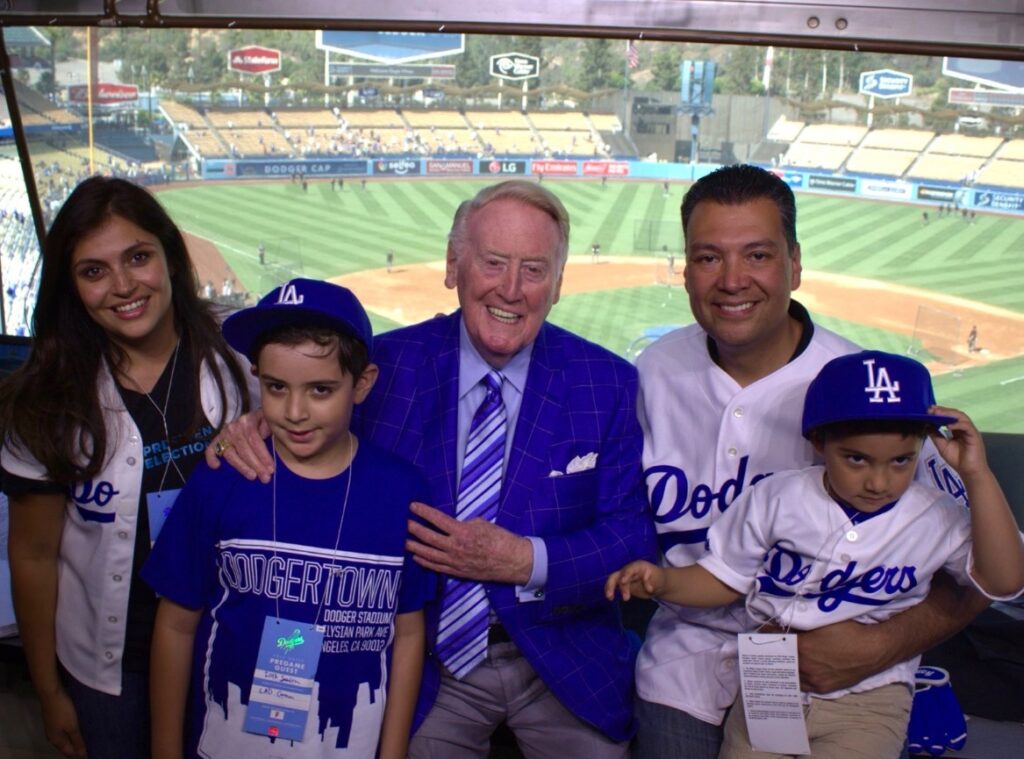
[406,502,533,584]
[204,409,274,483]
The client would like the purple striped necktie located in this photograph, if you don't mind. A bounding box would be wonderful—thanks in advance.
[435,370,507,679]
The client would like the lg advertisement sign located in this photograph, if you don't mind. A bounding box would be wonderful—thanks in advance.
[228,46,283,75]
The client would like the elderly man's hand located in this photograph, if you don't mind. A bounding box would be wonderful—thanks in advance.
[407,502,533,585]
[204,409,274,483]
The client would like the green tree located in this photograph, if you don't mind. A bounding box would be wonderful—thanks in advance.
[716,45,764,95]
[574,39,621,92]
[650,45,682,91]
[452,35,500,88]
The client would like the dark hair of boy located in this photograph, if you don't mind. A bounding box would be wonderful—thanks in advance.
[808,418,933,446]
[0,177,251,483]
[251,325,370,381]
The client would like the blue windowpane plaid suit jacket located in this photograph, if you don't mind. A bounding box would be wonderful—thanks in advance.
[354,311,657,742]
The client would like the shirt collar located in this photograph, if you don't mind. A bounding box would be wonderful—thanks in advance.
[458,316,533,400]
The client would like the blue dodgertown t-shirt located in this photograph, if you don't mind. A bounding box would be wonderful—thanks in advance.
[143,438,434,758]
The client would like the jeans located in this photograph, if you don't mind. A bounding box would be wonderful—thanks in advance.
[633,697,723,759]
[63,667,150,759]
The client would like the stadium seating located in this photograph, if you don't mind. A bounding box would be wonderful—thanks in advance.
[587,113,623,133]
[274,109,342,129]
[782,142,851,171]
[464,111,531,130]
[340,110,404,129]
[996,140,1024,161]
[160,101,206,129]
[528,111,591,130]
[907,153,987,183]
[928,134,1003,158]
[767,117,805,143]
[477,128,535,155]
[11,81,80,127]
[797,123,868,146]
[975,159,1024,190]
[846,147,919,177]
[206,109,271,128]
[846,128,932,177]
[860,128,935,151]
[405,110,470,128]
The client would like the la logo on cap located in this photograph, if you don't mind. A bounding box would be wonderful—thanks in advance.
[863,358,901,404]
[277,282,304,306]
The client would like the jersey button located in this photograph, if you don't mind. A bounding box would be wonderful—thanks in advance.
[126,457,136,466]
[104,651,114,660]
[845,530,859,542]
[727,447,738,457]
[118,531,129,540]
[724,659,736,670]
[113,574,123,582]
[108,616,117,623]
[733,407,744,418]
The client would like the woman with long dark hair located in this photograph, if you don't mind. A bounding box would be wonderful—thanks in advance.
[1,177,253,758]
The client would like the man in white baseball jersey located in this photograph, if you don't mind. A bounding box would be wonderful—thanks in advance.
[614,350,1024,758]
[633,164,987,757]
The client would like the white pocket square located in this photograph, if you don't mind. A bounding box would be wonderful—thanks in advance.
[566,452,598,474]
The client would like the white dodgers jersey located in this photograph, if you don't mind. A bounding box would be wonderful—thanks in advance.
[634,318,967,724]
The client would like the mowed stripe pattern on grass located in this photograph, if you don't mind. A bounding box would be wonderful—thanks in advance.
[156,179,1024,432]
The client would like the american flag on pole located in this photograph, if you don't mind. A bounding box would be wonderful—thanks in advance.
[626,40,640,69]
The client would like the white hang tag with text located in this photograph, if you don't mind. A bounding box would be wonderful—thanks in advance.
[737,633,811,755]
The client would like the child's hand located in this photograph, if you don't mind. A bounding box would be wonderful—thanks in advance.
[928,405,988,478]
[605,561,665,601]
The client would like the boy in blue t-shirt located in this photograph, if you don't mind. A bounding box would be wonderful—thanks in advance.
[144,279,433,759]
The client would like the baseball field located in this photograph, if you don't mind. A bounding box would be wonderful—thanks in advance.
[155,178,1024,433]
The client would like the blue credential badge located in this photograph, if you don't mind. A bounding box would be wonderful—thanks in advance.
[244,616,325,742]
[146,489,181,546]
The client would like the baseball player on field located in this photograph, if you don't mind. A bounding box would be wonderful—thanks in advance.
[632,164,990,758]
[612,350,1024,758]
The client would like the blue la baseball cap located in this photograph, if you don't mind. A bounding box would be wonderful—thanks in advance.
[802,350,957,438]
[222,278,373,360]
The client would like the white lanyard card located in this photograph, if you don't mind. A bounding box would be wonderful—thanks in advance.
[737,633,811,755]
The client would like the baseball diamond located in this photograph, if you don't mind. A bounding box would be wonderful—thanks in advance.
[163,178,1024,434]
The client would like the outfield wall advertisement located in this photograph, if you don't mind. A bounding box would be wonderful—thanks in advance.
[198,157,1024,218]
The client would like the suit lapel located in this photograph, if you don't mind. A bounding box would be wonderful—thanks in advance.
[500,324,568,532]
[420,315,461,515]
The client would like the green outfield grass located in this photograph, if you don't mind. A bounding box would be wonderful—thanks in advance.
[157,179,1024,432]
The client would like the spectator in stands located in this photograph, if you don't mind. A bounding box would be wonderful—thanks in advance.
[0,177,253,759]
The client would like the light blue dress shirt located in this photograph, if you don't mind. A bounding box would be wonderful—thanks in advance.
[457,319,548,601]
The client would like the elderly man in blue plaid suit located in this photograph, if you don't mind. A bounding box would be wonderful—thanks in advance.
[208,180,655,757]
[362,181,656,757]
